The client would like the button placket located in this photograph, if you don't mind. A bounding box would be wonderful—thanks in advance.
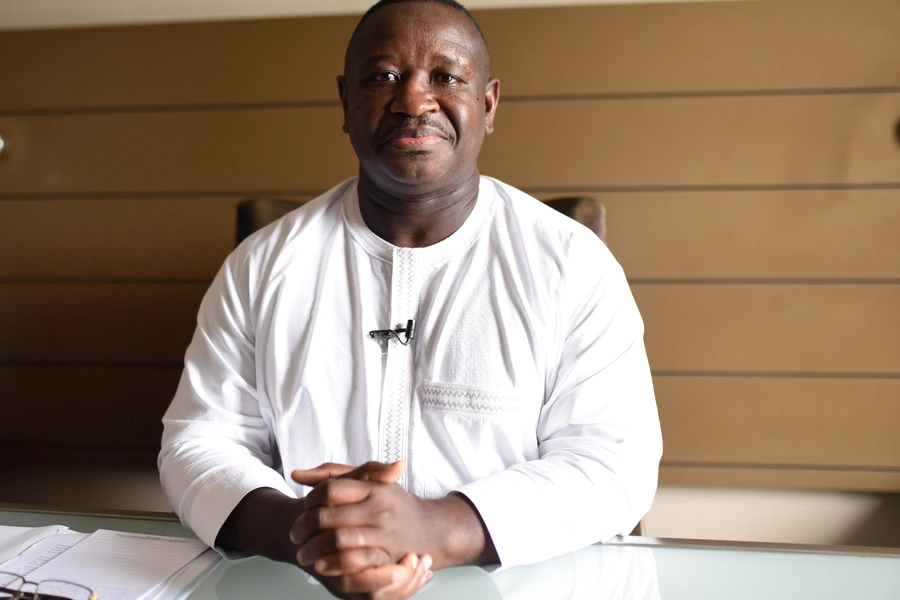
[378,247,418,491]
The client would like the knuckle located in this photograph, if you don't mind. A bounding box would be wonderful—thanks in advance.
[312,507,333,529]
[333,527,363,550]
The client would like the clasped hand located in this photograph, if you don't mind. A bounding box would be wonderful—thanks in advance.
[289,461,434,599]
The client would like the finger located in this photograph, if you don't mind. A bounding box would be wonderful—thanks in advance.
[295,525,375,566]
[334,561,415,595]
[314,546,394,576]
[302,478,375,511]
[355,459,406,484]
[290,462,356,486]
[327,460,407,484]
[373,554,432,600]
[291,460,408,487]
[405,554,433,595]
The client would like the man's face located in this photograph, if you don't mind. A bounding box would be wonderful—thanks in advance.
[338,2,499,195]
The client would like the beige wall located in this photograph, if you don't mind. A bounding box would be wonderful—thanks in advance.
[1,0,899,506]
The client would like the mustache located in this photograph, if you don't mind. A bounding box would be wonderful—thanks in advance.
[386,117,454,141]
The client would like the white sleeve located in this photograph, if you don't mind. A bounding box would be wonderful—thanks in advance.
[158,252,295,550]
[456,250,662,568]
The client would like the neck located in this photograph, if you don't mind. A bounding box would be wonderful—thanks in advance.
[357,171,481,248]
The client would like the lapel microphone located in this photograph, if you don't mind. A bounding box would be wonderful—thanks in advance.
[369,319,416,346]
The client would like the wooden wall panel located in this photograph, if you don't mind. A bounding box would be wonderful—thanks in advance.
[0,284,204,363]
[2,0,898,111]
[483,93,900,189]
[0,198,240,279]
[0,108,354,195]
[0,366,180,448]
[659,466,900,494]
[542,189,900,280]
[635,284,900,373]
[481,0,900,96]
[655,376,900,468]
[3,93,900,196]
[0,17,353,110]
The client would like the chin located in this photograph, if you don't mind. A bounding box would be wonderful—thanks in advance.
[378,162,457,190]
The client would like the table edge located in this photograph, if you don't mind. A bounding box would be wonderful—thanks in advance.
[0,502,179,522]
[608,535,900,558]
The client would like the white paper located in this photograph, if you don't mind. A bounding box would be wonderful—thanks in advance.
[26,529,208,600]
[0,525,71,567]
[0,532,88,576]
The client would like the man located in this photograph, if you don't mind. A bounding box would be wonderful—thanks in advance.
[159,0,662,598]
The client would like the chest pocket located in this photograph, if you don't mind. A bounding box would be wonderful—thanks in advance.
[422,381,522,418]
[417,380,534,498]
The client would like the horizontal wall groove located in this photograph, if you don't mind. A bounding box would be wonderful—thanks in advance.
[0,277,214,285]
[0,359,183,370]
[3,85,899,117]
[631,278,900,285]
[0,441,160,453]
[503,86,900,103]
[652,370,900,380]
[520,183,900,194]
[662,461,900,473]
[0,189,328,201]
[4,183,900,202]
[0,99,342,118]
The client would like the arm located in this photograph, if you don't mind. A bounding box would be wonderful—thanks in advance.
[158,257,298,549]
[454,247,662,567]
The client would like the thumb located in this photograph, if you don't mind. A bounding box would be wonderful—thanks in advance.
[360,459,406,484]
[332,460,407,484]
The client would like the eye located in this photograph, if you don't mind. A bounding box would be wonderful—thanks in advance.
[434,73,461,85]
[370,71,399,83]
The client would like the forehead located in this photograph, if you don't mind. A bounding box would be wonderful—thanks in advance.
[348,3,488,71]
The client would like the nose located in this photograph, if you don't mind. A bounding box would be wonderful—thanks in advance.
[390,75,439,117]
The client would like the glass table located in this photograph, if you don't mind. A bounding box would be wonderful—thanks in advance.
[2,507,899,599]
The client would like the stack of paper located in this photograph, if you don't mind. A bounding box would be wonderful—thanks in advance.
[0,525,220,600]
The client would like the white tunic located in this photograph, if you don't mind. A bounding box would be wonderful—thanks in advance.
[159,176,662,567]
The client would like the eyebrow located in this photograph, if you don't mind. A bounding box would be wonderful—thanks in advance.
[361,53,473,71]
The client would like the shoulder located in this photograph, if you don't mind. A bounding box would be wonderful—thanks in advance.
[229,178,355,269]
[480,176,619,274]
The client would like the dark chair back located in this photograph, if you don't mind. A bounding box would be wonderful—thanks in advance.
[236,198,308,246]
[236,195,605,247]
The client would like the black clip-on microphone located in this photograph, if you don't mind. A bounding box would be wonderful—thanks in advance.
[369,319,416,346]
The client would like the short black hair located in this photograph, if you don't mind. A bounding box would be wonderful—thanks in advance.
[344,0,488,74]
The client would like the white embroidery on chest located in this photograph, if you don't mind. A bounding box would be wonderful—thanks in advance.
[379,247,418,489]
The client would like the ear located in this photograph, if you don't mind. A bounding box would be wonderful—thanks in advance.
[337,75,349,133]
[483,77,500,135]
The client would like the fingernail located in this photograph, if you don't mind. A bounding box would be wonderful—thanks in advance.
[425,571,434,582]
[315,559,327,572]
[423,555,433,570]
[410,555,419,569]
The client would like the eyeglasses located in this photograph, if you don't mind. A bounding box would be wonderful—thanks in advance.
[0,572,98,600]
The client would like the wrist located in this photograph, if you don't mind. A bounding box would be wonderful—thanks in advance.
[215,487,305,563]
[425,493,498,569]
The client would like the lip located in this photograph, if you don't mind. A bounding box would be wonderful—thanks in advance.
[381,127,448,150]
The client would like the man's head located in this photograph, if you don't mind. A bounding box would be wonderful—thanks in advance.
[338,0,500,196]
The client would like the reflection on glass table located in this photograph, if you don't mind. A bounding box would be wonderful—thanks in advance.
[1,509,899,599]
